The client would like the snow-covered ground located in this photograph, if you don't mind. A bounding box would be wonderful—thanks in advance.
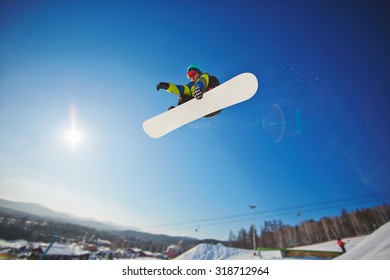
[174,243,281,260]
[1,222,389,260]
[0,239,30,249]
[175,222,390,260]
[336,222,390,260]
[288,235,365,252]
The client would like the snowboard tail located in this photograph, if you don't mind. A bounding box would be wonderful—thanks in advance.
[204,109,222,118]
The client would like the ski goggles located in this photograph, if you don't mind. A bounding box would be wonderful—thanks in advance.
[187,69,197,79]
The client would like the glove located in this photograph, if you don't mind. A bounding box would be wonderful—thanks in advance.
[193,86,203,99]
[156,82,169,91]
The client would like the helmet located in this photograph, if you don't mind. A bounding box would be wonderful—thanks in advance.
[187,64,201,73]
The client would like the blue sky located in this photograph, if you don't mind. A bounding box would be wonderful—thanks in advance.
[1,0,389,240]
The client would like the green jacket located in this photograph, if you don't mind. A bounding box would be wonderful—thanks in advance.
[166,73,212,97]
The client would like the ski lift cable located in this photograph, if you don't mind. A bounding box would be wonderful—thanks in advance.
[144,191,390,231]
[151,195,390,233]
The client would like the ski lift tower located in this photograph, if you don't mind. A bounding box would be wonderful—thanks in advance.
[249,204,257,255]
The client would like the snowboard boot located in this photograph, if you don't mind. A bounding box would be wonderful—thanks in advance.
[167,94,193,111]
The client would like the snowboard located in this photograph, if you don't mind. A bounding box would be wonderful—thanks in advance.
[143,72,258,138]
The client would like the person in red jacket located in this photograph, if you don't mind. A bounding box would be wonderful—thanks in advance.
[337,238,346,253]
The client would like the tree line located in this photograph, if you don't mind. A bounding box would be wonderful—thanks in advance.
[228,204,390,249]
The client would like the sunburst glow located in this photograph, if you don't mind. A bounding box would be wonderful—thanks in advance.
[65,106,82,149]
[65,128,82,147]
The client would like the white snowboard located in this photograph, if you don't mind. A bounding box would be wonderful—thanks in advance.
[143,72,258,138]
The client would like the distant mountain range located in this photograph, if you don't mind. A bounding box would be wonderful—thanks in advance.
[0,198,137,232]
[1,198,229,255]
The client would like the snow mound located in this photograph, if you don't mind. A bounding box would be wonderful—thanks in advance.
[175,243,251,260]
[175,243,283,260]
[336,222,390,260]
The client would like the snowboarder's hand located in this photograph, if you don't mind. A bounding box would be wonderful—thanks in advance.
[156,82,169,91]
[193,86,203,99]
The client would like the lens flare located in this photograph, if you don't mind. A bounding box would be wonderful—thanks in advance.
[262,104,285,143]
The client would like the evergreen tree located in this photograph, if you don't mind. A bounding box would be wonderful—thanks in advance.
[237,228,249,249]
[228,231,237,247]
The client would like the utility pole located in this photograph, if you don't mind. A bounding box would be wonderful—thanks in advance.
[249,205,257,256]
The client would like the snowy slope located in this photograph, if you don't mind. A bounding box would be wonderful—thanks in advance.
[175,222,390,260]
[336,222,390,260]
[290,235,366,253]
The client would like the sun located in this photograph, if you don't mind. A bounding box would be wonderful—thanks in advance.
[65,128,82,148]
[65,105,83,149]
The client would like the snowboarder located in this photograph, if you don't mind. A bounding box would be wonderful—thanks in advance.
[144,72,258,138]
[156,64,221,117]
[337,238,346,253]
